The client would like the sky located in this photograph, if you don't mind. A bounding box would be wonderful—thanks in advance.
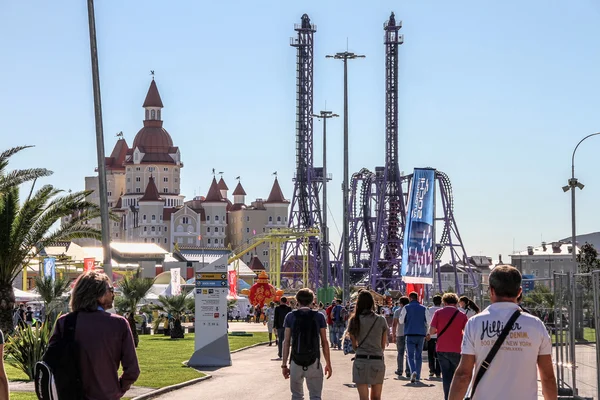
[2,1,600,262]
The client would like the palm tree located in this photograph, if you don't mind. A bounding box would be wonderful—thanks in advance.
[33,275,70,324]
[155,294,190,339]
[0,146,51,195]
[0,182,101,333]
[118,276,154,347]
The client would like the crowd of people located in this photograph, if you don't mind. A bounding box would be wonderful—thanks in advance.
[273,265,558,400]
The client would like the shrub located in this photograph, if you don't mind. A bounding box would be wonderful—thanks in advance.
[5,320,56,380]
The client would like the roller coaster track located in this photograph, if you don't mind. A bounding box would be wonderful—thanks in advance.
[435,170,454,260]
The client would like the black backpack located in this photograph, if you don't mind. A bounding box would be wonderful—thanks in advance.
[290,310,320,370]
[35,312,83,400]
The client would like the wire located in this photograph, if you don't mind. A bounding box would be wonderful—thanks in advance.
[328,203,341,237]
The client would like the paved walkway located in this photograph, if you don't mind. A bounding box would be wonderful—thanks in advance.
[155,345,446,400]
[9,381,155,397]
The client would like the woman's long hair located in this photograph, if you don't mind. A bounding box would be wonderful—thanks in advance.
[459,296,481,314]
[347,291,375,338]
[70,271,110,312]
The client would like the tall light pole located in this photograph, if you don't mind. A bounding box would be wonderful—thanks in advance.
[312,111,339,293]
[326,51,365,303]
[87,0,112,277]
[562,132,600,263]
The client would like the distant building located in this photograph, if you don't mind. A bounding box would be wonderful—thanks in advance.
[510,241,579,285]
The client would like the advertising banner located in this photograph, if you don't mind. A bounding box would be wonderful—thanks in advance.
[228,270,237,298]
[170,268,181,296]
[43,257,56,282]
[83,258,95,273]
[401,168,435,284]
[188,254,231,367]
[405,283,425,303]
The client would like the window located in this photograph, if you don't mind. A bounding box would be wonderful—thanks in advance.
[151,238,155,243]
[263,228,265,232]
[151,110,156,119]
[163,168,168,172]
[163,177,168,182]
[148,167,155,172]
[127,189,131,193]
[143,215,147,220]
[207,227,210,233]
[177,238,183,244]
[164,238,167,244]
[175,178,178,183]
[208,239,211,244]
[136,188,141,193]
[182,217,189,224]
[144,238,147,243]
[165,227,167,232]
[127,178,130,182]
[175,168,178,172]
[285,216,288,222]
[277,216,281,222]
[220,239,224,244]
[164,188,168,193]
[136,177,141,182]
[158,227,161,232]
[152,215,156,221]
[246,228,250,233]
[269,216,273,222]
[160,215,163,221]
[135,153,139,161]
[151,226,155,232]
[107,191,112,197]
[247,216,250,222]
[215,215,219,221]
[127,167,131,172]
[207,216,210,221]
[136,167,141,171]
[144,227,147,232]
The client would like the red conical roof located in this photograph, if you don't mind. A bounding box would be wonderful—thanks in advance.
[265,178,288,203]
[143,80,164,108]
[233,182,247,196]
[218,177,229,190]
[139,176,163,202]
[248,256,266,271]
[105,138,129,170]
[204,177,223,202]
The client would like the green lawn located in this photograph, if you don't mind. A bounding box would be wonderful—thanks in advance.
[7,332,269,390]
[551,327,596,344]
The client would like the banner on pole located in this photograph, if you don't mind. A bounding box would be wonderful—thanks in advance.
[401,168,435,284]
[170,268,181,296]
[43,257,56,282]
[84,258,95,273]
[405,283,425,303]
[228,270,237,298]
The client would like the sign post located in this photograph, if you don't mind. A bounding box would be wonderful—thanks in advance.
[188,254,231,367]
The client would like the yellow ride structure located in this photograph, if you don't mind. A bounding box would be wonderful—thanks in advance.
[228,228,320,289]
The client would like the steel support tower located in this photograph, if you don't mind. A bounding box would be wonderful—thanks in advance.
[369,12,406,290]
[283,14,323,289]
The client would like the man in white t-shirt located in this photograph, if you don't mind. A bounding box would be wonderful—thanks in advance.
[448,265,557,400]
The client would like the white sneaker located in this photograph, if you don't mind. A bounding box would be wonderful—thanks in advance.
[410,372,417,383]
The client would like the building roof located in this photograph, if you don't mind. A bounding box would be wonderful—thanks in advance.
[248,256,265,271]
[229,203,246,212]
[265,178,289,204]
[204,177,224,202]
[218,178,228,190]
[113,196,122,209]
[131,126,174,155]
[162,207,178,221]
[142,79,164,108]
[139,176,163,202]
[511,242,580,256]
[105,139,129,170]
[233,182,247,196]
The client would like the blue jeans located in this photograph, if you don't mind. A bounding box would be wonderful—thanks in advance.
[405,336,425,380]
[333,322,345,348]
[437,352,461,400]
[395,336,410,374]
[328,324,335,347]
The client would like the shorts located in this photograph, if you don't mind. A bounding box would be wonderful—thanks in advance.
[267,321,274,333]
[352,358,385,385]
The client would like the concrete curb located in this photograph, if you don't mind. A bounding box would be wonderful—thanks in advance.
[131,341,270,400]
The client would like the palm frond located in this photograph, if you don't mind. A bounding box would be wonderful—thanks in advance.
[118,276,154,313]
[0,146,34,171]
[155,294,190,321]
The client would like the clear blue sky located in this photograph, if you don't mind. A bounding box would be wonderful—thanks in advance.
[2,1,600,262]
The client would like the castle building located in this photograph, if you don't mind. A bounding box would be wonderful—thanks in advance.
[71,79,290,269]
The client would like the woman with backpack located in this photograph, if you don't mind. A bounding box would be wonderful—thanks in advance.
[347,290,389,400]
[458,296,480,319]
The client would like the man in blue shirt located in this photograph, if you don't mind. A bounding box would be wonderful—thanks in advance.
[399,291,428,383]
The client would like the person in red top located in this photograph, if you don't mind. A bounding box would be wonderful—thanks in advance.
[430,293,468,400]
[325,303,335,348]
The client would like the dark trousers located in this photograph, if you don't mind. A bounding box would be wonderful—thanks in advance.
[395,336,410,374]
[427,338,441,375]
[277,328,285,358]
[438,352,461,400]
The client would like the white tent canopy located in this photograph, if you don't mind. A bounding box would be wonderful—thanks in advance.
[14,288,41,302]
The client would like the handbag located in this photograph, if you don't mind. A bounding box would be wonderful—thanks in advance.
[464,309,521,400]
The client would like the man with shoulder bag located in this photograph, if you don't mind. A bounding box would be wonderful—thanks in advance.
[448,266,557,400]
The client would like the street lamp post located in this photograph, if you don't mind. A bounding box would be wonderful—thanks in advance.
[563,132,600,263]
[326,51,365,304]
[86,0,112,277]
[312,111,339,293]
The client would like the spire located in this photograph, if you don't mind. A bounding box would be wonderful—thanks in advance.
[204,177,223,202]
[139,176,163,202]
[233,182,247,196]
[265,178,288,203]
[143,80,164,108]
[218,177,228,190]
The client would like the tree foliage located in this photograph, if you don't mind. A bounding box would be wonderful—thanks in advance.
[33,275,70,324]
[117,275,154,347]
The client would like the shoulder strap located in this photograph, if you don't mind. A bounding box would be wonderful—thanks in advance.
[437,309,460,339]
[357,315,378,348]
[466,309,521,400]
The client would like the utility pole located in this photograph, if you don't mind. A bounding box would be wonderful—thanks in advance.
[326,51,365,303]
[312,111,339,293]
[86,0,112,277]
